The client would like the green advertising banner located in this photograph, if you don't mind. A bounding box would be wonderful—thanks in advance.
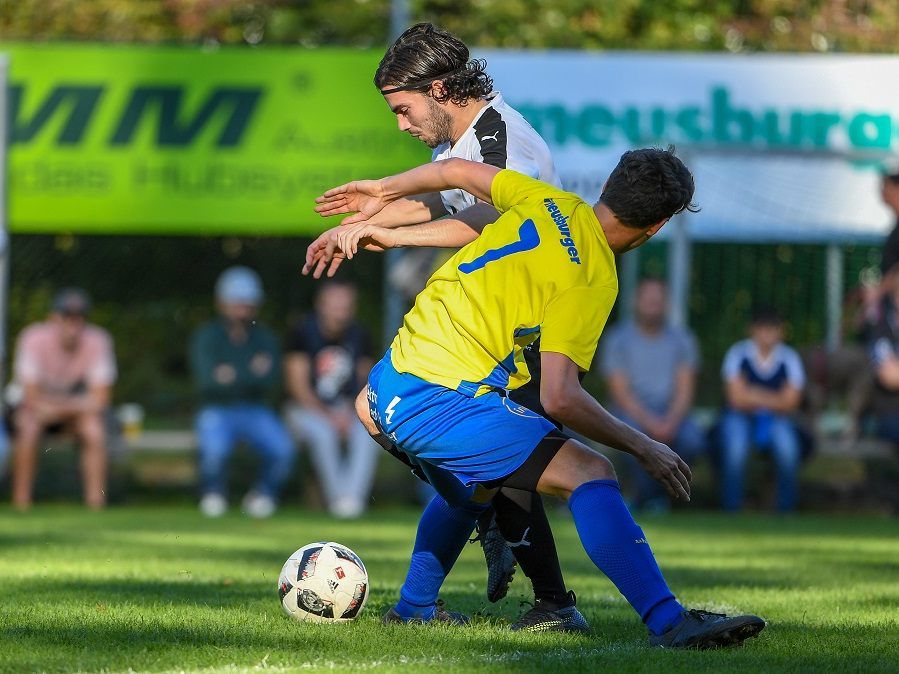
[4,44,430,235]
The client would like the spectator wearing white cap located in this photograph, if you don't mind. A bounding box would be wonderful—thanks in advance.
[189,267,295,518]
[10,287,116,510]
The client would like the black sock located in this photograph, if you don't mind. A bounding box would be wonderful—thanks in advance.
[492,487,571,608]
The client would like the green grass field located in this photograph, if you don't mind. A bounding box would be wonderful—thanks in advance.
[0,505,896,673]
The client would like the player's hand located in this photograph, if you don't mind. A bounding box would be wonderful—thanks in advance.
[636,439,692,501]
[302,227,348,279]
[314,179,390,225]
[336,223,399,259]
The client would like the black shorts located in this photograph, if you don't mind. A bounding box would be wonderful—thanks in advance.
[483,429,570,491]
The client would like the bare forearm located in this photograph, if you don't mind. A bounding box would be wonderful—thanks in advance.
[381,159,498,205]
[754,388,800,414]
[392,218,478,248]
[548,387,652,459]
[390,202,499,249]
[363,194,446,229]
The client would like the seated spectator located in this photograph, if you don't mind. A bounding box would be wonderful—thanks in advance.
[11,288,116,510]
[285,280,378,519]
[190,267,294,518]
[602,278,705,512]
[720,308,805,513]
[867,266,899,450]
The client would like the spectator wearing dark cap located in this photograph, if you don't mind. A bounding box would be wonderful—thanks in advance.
[719,308,806,513]
[10,288,117,510]
[189,267,295,518]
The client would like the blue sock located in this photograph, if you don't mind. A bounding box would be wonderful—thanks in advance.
[394,494,485,621]
[569,479,685,635]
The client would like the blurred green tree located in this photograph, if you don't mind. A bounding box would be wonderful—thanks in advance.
[2,0,897,53]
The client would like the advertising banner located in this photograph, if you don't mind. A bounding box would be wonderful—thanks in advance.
[483,51,899,242]
[6,45,899,240]
[5,44,428,234]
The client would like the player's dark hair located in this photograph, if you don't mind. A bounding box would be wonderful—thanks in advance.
[600,146,698,230]
[374,23,493,106]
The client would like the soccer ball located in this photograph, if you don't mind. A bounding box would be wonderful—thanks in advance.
[278,542,369,623]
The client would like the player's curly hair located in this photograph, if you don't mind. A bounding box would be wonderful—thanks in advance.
[374,23,493,106]
[600,146,699,230]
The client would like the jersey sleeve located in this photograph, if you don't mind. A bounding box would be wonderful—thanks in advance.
[782,347,806,389]
[679,329,700,370]
[490,169,561,214]
[721,343,743,381]
[540,285,617,371]
[85,330,117,387]
[13,329,40,385]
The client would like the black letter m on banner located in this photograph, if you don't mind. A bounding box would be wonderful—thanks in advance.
[110,86,263,147]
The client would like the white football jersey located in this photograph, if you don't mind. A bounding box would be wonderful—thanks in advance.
[431,91,561,215]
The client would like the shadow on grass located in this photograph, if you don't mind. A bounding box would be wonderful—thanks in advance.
[3,616,897,674]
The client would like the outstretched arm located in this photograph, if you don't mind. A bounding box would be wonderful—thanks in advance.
[325,202,499,263]
[314,159,501,221]
[302,196,491,278]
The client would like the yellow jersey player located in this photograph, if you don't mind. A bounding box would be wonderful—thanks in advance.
[315,148,766,649]
[307,22,587,632]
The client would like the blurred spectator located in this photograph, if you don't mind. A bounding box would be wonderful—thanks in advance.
[867,267,899,450]
[862,159,899,323]
[0,425,8,482]
[10,288,116,510]
[720,308,806,513]
[189,267,294,518]
[877,158,899,279]
[284,280,378,519]
[602,278,705,512]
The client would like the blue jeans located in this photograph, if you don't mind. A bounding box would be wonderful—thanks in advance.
[720,410,800,512]
[616,411,706,507]
[196,404,295,499]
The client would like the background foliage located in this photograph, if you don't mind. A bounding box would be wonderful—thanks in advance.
[3,0,898,52]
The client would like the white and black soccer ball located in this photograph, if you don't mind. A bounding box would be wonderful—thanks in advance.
[278,542,369,623]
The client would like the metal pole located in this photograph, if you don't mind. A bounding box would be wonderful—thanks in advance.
[0,54,10,474]
[383,0,412,346]
[0,54,9,388]
[390,0,411,38]
[667,215,691,329]
[825,244,844,352]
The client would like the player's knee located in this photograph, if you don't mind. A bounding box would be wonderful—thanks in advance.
[586,451,616,481]
[538,439,617,500]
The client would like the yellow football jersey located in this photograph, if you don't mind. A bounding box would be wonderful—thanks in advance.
[390,169,618,396]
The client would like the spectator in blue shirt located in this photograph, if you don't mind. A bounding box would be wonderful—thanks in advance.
[720,308,806,513]
[189,267,295,518]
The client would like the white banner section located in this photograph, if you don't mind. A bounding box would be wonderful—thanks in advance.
[481,51,899,242]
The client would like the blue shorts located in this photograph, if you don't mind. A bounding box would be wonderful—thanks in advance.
[368,351,556,486]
